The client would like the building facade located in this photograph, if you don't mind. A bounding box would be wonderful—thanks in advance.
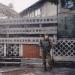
[19,0,57,58]
[0,17,57,58]
[0,1,58,65]
[1,0,74,63]
[20,0,57,17]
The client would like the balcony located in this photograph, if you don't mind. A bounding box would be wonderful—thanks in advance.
[0,37,43,44]
[0,27,57,34]
[0,16,57,25]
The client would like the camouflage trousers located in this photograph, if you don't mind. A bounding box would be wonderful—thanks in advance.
[42,49,53,70]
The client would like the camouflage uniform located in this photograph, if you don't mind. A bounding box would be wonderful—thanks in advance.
[40,39,52,71]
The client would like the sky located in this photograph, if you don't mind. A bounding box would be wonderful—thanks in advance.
[0,0,39,13]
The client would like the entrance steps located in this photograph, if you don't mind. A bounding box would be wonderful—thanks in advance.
[22,58,47,67]
[0,57,22,66]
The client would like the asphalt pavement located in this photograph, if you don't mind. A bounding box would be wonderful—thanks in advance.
[0,63,75,75]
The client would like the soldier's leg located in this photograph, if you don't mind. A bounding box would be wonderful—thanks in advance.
[42,50,47,71]
[47,53,52,67]
[47,51,53,70]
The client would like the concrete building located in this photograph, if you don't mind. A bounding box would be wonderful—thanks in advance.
[20,0,57,17]
[0,0,57,65]
[0,3,19,18]
[0,16,57,65]
[0,0,74,65]
[19,0,57,58]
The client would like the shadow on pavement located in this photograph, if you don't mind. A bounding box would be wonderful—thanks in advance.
[54,61,75,68]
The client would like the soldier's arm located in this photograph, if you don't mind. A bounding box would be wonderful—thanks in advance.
[49,40,53,48]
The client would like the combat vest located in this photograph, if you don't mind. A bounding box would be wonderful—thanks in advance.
[40,39,52,50]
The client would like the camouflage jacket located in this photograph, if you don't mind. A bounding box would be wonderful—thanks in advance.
[40,39,52,50]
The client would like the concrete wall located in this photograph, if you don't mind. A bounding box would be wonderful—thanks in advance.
[41,2,57,17]
[23,1,57,17]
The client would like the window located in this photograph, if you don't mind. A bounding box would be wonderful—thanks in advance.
[37,9,41,16]
[30,11,34,17]
[35,9,41,16]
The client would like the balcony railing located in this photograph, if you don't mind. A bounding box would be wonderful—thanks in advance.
[0,27,57,34]
[0,16,57,25]
[0,37,43,44]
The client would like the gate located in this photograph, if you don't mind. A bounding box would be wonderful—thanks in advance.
[23,44,40,58]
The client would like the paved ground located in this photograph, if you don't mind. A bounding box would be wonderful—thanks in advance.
[0,64,75,75]
[0,60,75,75]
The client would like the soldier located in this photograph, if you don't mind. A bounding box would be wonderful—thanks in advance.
[40,34,53,71]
